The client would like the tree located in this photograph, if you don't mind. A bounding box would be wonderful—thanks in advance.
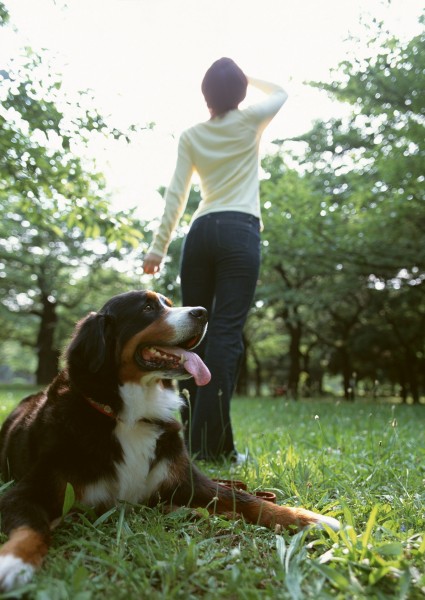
[259,156,347,398]
[291,15,425,401]
[0,4,146,383]
[258,11,425,400]
[297,17,425,284]
[0,208,145,383]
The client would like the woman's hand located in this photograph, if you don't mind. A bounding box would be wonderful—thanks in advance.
[143,252,163,274]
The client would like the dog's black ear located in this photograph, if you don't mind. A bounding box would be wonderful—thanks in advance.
[66,312,114,373]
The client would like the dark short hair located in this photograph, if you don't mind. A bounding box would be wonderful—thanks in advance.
[201,58,248,117]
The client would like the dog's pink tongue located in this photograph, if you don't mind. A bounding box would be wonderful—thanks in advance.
[167,347,211,386]
[182,350,211,386]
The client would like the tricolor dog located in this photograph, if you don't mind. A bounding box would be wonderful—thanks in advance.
[0,290,339,591]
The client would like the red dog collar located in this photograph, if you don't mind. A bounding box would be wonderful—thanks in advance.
[85,397,117,419]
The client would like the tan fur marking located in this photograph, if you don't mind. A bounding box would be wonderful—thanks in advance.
[119,362,149,383]
[120,317,176,363]
[119,317,176,382]
[212,493,319,530]
[0,527,49,568]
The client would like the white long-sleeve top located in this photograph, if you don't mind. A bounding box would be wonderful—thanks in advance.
[149,78,288,257]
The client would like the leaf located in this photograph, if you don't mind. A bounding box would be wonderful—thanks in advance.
[72,565,90,587]
[276,534,286,566]
[116,505,125,540]
[341,499,356,530]
[376,542,403,557]
[93,507,117,528]
[340,525,357,550]
[313,563,350,591]
[361,504,379,560]
[62,482,76,517]
[368,565,393,585]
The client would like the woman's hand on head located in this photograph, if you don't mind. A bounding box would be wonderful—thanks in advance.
[143,252,163,275]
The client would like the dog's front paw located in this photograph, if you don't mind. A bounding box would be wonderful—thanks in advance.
[0,553,35,592]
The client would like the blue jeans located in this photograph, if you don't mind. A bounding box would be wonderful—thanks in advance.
[179,211,261,459]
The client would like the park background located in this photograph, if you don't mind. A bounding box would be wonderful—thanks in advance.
[0,2,424,598]
[1,0,424,403]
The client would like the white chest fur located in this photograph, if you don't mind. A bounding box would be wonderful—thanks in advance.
[81,382,183,508]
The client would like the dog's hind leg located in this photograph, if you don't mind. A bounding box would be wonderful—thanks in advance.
[210,486,340,531]
[172,466,340,533]
[0,482,53,591]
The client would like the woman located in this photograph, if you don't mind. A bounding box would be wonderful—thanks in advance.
[143,57,287,461]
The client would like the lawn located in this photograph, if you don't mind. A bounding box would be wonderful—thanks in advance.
[0,387,424,599]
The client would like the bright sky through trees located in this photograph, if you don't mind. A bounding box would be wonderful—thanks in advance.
[3,0,423,218]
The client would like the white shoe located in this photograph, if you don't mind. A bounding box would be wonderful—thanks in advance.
[232,451,249,465]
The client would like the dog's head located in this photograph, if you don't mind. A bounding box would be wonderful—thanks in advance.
[66,290,210,395]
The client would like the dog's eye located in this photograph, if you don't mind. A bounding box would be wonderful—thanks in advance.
[143,303,155,312]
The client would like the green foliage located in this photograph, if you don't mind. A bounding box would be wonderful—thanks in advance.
[0,9,148,382]
[0,1,8,27]
[0,50,143,247]
[298,18,425,284]
[62,483,76,518]
[251,15,425,401]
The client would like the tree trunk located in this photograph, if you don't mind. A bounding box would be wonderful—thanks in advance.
[405,353,419,404]
[254,357,262,397]
[301,349,312,398]
[398,365,408,403]
[36,295,59,385]
[340,348,354,401]
[247,345,263,397]
[287,324,302,400]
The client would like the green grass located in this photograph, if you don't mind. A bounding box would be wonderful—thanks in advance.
[0,389,424,599]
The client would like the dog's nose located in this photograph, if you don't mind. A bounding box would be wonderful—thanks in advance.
[190,307,208,323]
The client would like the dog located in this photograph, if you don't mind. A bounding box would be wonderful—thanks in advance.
[0,290,339,591]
